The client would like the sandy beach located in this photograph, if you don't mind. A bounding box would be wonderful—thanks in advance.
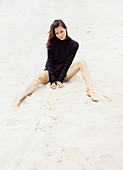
[0,0,123,169]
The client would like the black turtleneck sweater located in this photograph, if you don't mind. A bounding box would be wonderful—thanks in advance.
[44,36,79,84]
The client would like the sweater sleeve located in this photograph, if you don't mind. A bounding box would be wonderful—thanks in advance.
[57,42,79,83]
[47,48,56,85]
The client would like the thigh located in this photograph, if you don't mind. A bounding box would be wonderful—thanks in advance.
[64,61,80,82]
[38,70,49,84]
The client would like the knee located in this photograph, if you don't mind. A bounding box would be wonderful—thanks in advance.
[78,58,87,69]
[37,75,42,84]
[34,77,41,85]
[37,71,49,84]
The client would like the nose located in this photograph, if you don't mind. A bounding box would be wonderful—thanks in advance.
[59,33,62,37]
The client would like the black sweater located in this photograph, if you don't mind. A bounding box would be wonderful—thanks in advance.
[44,36,79,84]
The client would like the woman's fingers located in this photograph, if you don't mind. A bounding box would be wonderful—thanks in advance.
[50,82,64,89]
[51,86,56,90]
[57,82,64,88]
[50,83,57,90]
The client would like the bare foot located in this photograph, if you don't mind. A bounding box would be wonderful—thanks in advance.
[90,94,99,102]
[14,99,22,107]
[86,90,99,102]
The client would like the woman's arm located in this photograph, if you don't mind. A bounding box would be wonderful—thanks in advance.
[57,42,79,83]
[47,49,56,85]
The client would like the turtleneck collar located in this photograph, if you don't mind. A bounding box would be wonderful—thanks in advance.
[56,36,71,42]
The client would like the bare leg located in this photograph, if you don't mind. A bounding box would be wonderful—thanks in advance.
[64,57,99,102]
[15,71,49,107]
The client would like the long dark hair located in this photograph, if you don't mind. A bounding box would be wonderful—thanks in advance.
[46,19,70,50]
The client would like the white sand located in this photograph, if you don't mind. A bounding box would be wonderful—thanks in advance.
[0,0,123,169]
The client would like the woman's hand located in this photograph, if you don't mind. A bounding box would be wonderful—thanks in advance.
[57,81,64,88]
[50,83,57,90]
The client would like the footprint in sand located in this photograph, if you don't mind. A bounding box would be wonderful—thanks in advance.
[49,114,63,124]
[96,93,112,102]
[102,95,112,102]
[34,113,62,132]
[95,153,121,170]
[45,100,55,111]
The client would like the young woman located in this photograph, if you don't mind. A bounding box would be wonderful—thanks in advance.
[15,19,99,107]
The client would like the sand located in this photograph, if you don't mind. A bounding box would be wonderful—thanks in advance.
[0,0,123,169]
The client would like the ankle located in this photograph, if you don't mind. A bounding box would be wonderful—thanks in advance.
[87,89,94,95]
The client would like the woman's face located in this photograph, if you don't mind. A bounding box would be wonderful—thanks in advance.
[54,26,67,40]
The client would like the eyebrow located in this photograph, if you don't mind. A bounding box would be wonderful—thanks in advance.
[55,30,63,34]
